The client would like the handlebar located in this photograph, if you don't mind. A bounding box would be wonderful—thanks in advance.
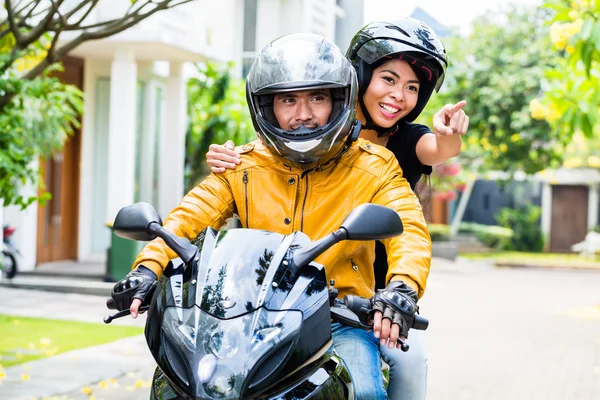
[103,298,149,324]
[344,295,429,331]
[330,294,429,352]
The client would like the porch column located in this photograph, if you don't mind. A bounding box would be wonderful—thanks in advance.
[105,48,137,223]
[158,62,187,218]
[139,80,158,205]
[589,183,599,231]
[541,182,552,251]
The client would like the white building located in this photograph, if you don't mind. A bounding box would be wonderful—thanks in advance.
[2,0,364,272]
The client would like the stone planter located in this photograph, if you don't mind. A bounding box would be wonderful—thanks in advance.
[432,241,459,261]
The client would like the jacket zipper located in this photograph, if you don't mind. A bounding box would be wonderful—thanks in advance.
[243,170,249,227]
[300,175,309,232]
[350,259,366,288]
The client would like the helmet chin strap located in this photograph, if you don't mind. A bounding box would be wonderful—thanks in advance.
[358,95,399,138]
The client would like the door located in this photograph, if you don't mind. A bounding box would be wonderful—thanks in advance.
[550,185,589,252]
[36,56,83,264]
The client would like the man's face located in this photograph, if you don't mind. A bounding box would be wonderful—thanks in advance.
[272,89,332,130]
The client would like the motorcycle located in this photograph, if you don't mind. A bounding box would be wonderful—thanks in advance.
[2,225,18,279]
[104,202,428,399]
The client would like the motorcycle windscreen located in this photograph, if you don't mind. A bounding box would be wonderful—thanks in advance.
[195,229,291,318]
[162,305,302,398]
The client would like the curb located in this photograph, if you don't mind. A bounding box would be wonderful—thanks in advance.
[494,262,600,271]
[0,276,114,297]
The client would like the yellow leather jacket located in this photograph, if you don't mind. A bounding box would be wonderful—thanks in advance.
[134,139,431,299]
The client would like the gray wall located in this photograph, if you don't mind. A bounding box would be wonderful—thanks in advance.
[463,180,542,226]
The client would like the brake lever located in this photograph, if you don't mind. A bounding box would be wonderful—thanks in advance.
[103,305,150,324]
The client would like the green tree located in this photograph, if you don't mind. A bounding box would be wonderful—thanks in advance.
[540,0,600,140]
[0,31,82,208]
[418,6,562,174]
[185,62,256,189]
[1,0,193,207]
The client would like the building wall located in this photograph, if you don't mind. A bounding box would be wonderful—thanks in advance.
[463,179,542,226]
[335,0,365,52]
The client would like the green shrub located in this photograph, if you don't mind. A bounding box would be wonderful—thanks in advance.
[496,205,544,252]
[427,224,450,241]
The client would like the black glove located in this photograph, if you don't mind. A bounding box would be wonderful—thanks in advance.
[111,266,158,311]
[371,281,419,338]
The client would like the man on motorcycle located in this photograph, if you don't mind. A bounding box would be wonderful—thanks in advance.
[112,33,431,398]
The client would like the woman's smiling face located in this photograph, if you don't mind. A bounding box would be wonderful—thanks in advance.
[358,58,420,128]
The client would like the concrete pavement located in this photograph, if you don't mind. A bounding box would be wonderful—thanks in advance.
[421,258,600,400]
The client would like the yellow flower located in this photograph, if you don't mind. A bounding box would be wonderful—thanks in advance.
[510,133,520,142]
[109,378,117,385]
[89,396,97,400]
[98,380,108,389]
[40,338,52,347]
[82,386,93,395]
[480,137,491,151]
[568,10,579,20]
[21,373,30,381]
[529,98,546,120]
[545,104,561,123]
[135,379,145,388]
[499,143,508,152]
[0,371,6,380]
[566,44,576,54]
[588,155,600,168]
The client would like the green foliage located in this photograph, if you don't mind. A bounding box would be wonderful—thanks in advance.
[427,223,451,241]
[185,62,256,189]
[418,6,563,174]
[0,57,83,208]
[496,205,544,252]
[540,0,600,141]
[459,222,514,250]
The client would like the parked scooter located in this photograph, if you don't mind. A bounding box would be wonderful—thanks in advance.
[104,202,428,399]
[2,225,18,279]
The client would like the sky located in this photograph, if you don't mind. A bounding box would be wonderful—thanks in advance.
[363,0,542,35]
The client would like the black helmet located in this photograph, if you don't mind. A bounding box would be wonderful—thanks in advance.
[246,33,360,171]
[347,18,448,130]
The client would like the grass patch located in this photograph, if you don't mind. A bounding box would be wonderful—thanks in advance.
[0,314,143,367]
[460,251,600,266]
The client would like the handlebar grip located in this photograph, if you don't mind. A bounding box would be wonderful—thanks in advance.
[344,294,429,331]
[106,298,116,310]
[412,315,428,330]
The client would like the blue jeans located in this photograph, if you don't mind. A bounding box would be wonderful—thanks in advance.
[380,329,428,400]
[331,322,388,399]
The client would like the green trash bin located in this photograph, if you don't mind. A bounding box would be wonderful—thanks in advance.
[105,222,143,282]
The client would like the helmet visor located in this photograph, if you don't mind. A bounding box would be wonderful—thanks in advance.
[357,38,446,91]
[247,33,354,95]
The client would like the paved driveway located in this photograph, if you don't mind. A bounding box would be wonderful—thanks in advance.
[421,260,600,400]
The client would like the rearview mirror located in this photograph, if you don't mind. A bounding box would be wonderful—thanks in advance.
[341,203,403,240]
[113,202,198,264]
[113,202,163,241]
[293,204,403,270]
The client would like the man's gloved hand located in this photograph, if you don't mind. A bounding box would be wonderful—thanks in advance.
[371,281,419,341]
[111,266,158,313]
